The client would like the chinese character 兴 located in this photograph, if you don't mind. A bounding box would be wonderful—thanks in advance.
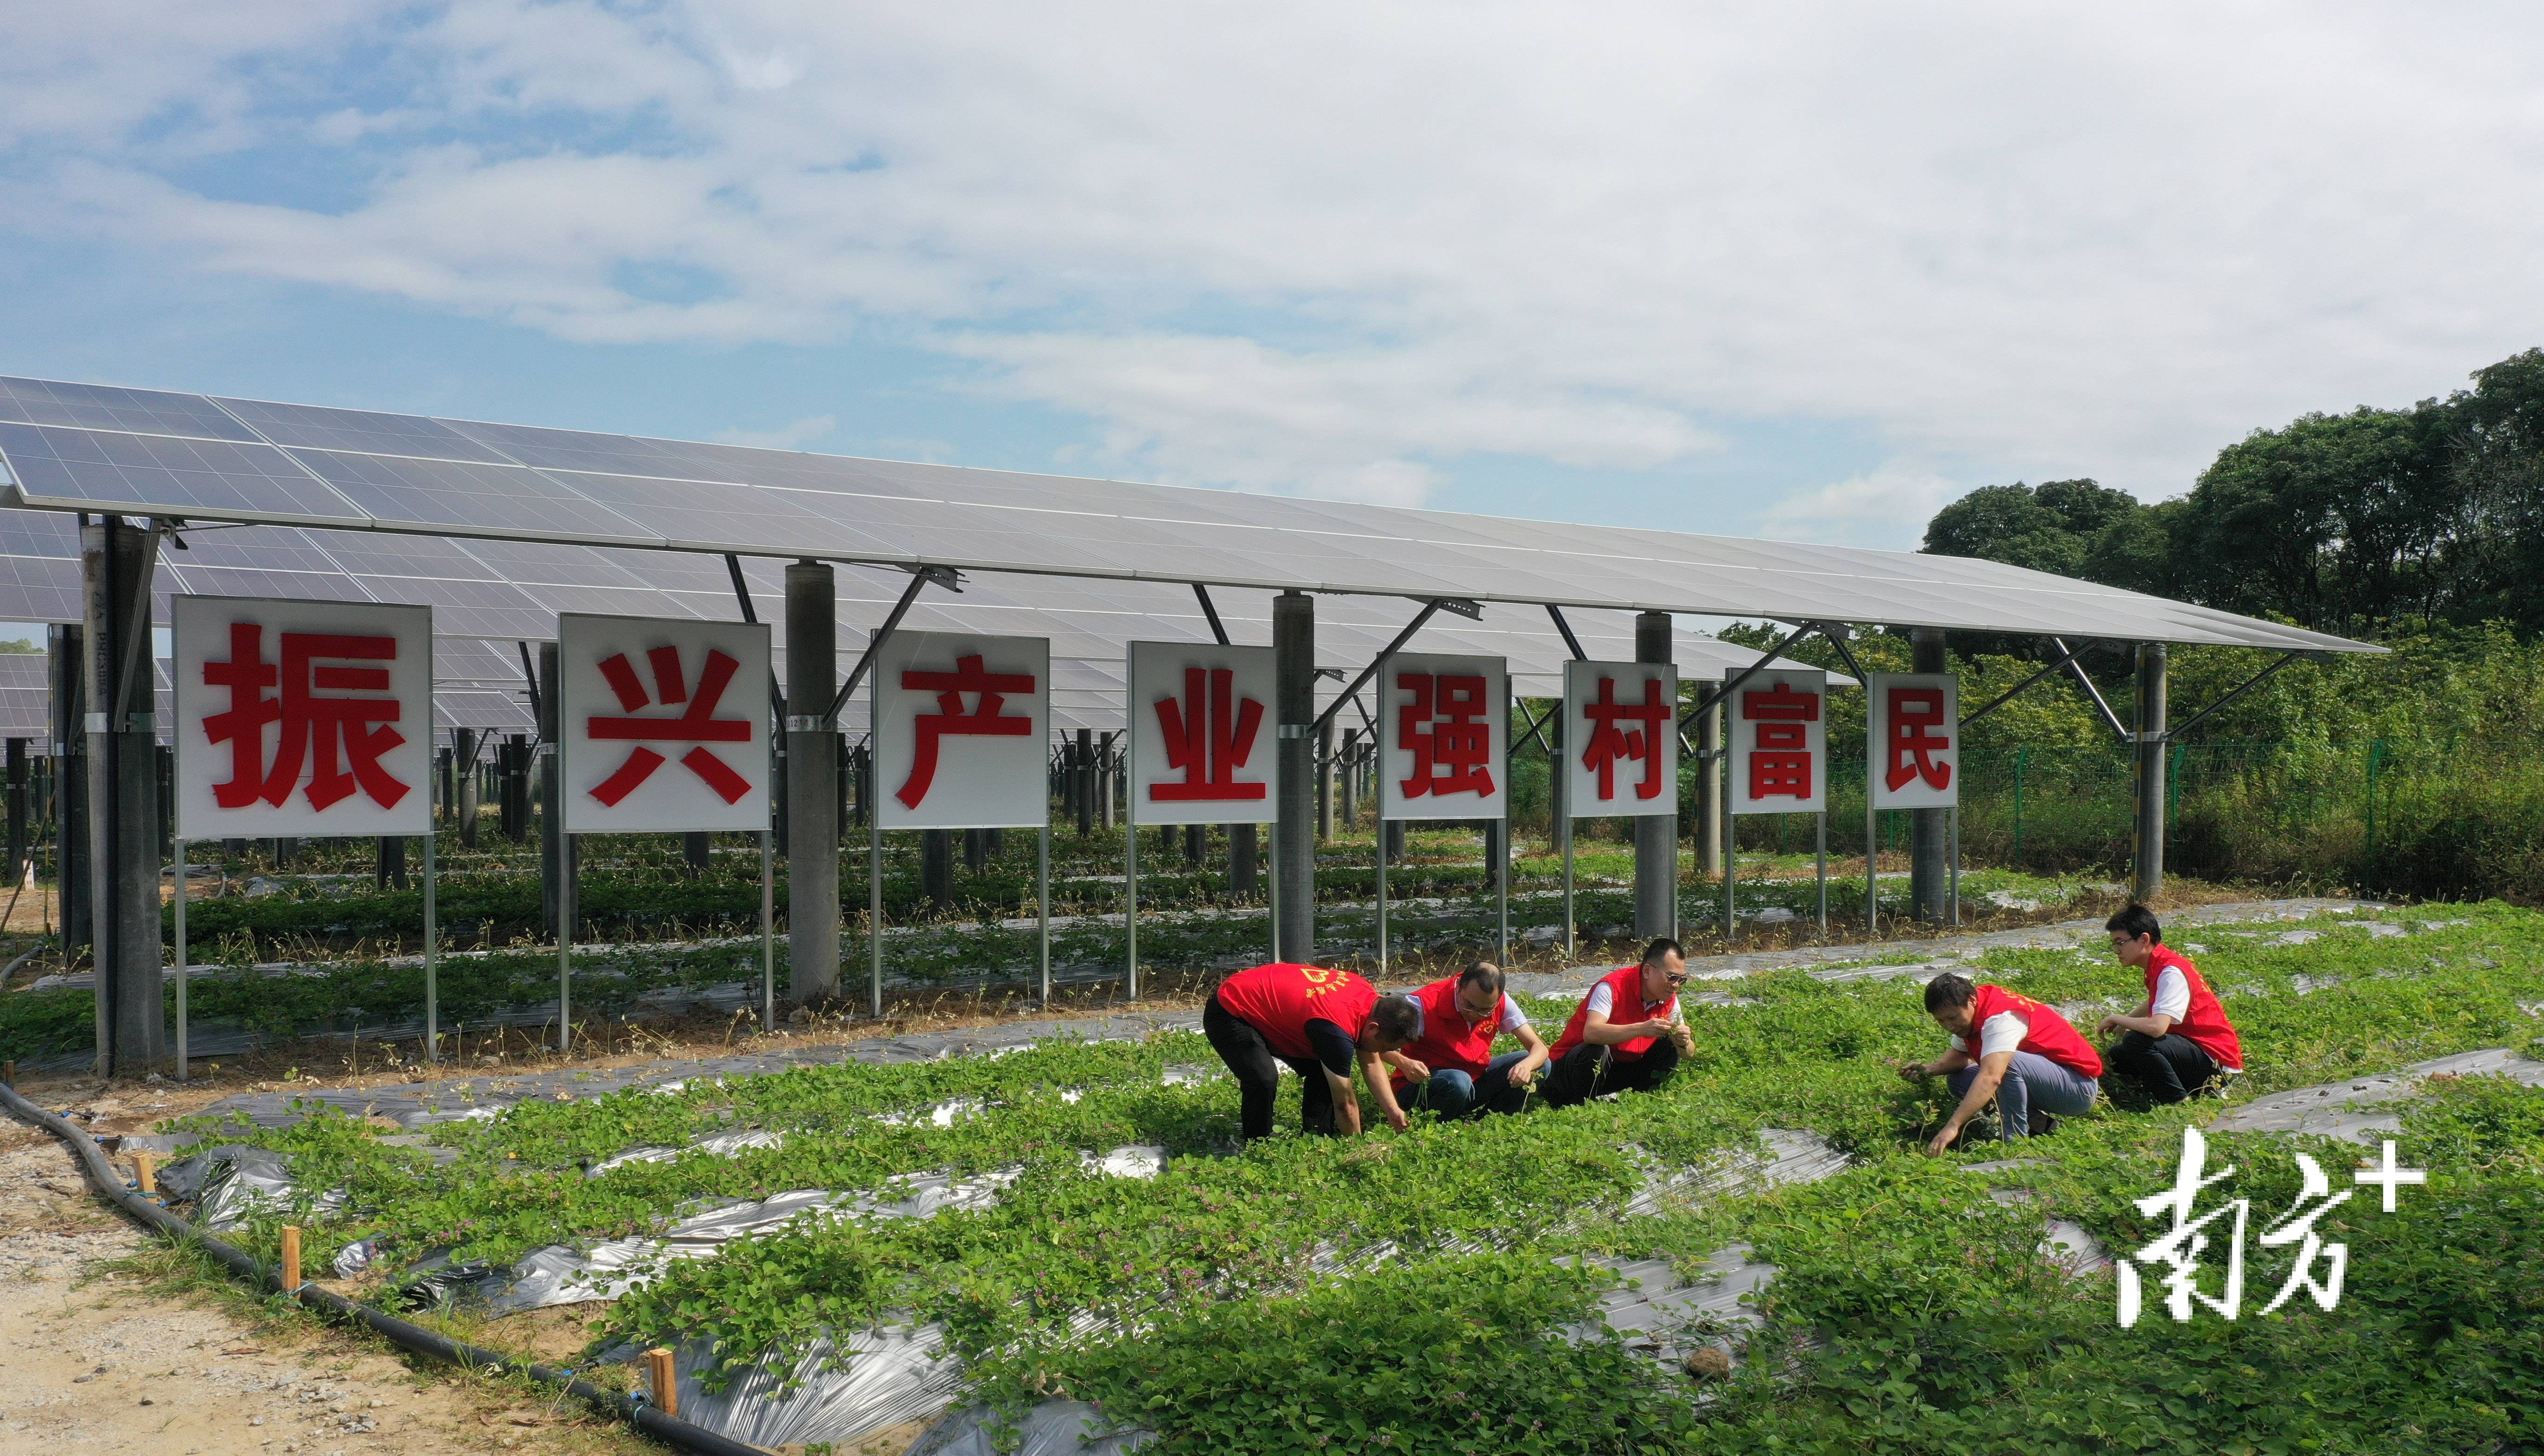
[1578,675,1672,801]
[585,645,754,805]
[1742,680,1818,801]
[1398,671,1495,799]
[896,654,1037,808]
[1151,666,1266,802]
[203,622,409,812]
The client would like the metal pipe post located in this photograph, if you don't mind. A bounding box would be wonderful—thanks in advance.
[1375,814,1388,976]
[1273,592,1316,961]
[868,811,884,1018]
[761,829,776,1032]
[2132,642,2168,902]
[1125,818,1140,995]
[423,833,438,1063]
[1815,811,1827,935]
[1555,692,1573,961]
[1632,611,1677,939]
[1037,822,1051,1008]
[1909,627,1949,921]
[785,561,841,1001]
[172,839,186,1081]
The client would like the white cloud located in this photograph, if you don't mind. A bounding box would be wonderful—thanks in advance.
[9,1,2544,514]
[1756,464,1965,551]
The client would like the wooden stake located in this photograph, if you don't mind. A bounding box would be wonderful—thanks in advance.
[643,1347,677,1417]
[132,1150,156,1196]
[280,1225,302,1291]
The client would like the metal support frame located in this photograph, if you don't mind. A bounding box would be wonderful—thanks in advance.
[82,516,163,1078]
[1545,603,1589,663]
[1309,600,1442,741]
[2052,637,2132,744]
[1193,582,1232,646]
[2161,650,2305,743]
[1958,639,2086,730]
[1680,621,1819,729]
[786,561,841,1003]
[823,565,959,728]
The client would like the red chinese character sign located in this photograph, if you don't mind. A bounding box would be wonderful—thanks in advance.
[1126,641,1277,826]
[171,596,433,837]
[1729,668,1828,816]
[1561,660,1679,819]
[1378,652,1508,822]
[874,631,1052,830]
[1867,672,1959,809]
[558,615,771,834]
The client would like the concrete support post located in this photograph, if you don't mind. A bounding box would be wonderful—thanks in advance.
[1910,628,1950,922]
[48,626,89,954]
[1273,591,1315,961]
[81,518,163,1077]
[684,832,710,878]
[1074,728,1094,837]
[2133,642,2168,903]
[454,728,479,847]
[1316,719,1334,840]
[7,736,26,881]
[1229,822,1259,899]
[921,831,954,907]
[784,561,841,1002]
[1632,610,1677,939]
[1097,730,1117,829]
[1339,728,1359,830]
[964,827,986,875]
[377,837,409,891]
[539,643,563,936]
[1483,819,1506,897]
[1184,823,1205,866]
[1695,701,1722,880]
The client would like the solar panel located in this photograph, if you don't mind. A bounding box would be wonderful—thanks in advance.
[214,397,518,463]
[0,424,366,525]
[286,448,658,544]
[0,377,261,443]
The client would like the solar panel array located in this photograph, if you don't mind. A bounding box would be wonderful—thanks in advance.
[0,374,2376,653]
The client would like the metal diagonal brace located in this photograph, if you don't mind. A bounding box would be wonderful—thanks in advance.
[725,554,787,723]
[1958,638,2085,731]
[1512,698,1557,754]
[2052,637,2131,744]
[1193,582,1232,646]
[1681,620,1819,729]
[823,565,961,728]
[2157,650,2306,744]
[109,517,167,729]
[1545,603,1589,661]
[517,641,542,730]
[1310,600,1444,739]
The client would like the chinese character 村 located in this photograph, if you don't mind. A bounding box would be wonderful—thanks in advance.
[1151,666,1267,802]
[585,646,755,806]
[1578,675,1672,801]
[1742,680,1819,801]
[1398,672,1495,800]
[1883,687,1953,793]
[202,623,410,812]
[896,655,1037,809]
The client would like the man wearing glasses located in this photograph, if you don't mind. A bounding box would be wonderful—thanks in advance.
[1539,939,1696,1108]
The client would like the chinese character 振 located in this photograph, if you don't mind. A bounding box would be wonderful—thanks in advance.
[584,646,755,806]
[1578,675,1672,801]
[1398,671,1495,799]
[896,654,1037,809]
[1151,666,1267,802]
[202,622,410,812]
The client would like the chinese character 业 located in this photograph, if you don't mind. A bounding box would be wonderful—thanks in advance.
[896,654,1037,809]
[1151,666,1267,802]
[202,622,410,813]
[585,646,754,806]
[1742,681,1818,801]
[1398,672,1495,799]
[1578,675,1671,801]
[1883,686,1953,793]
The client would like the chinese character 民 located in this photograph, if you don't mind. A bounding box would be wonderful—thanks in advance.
[896,654,1037,808]
[1883,686,1953,793]
[202,622,410,812]
[585,646,754,806]
[1578,675,1671,801]
[1398,671,1495,799]
[1151,666,1266,802]
[1743,681,1818,801]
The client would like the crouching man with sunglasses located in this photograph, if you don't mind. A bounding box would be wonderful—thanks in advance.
[1539,939,1695,1108]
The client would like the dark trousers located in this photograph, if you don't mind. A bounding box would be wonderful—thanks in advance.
[1204,993,1336,1139]
[2109,1030,2218,1105]
[1541,1037,1680,1109]
[1398,1050,1532,1118]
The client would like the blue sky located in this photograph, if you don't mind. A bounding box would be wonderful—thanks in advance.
[5,2,2542,563]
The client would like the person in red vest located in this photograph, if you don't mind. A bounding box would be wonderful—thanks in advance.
[1205,961,1423,1140]
[2093,903,2245,1104]
[1901,972,2103,1152]
[1379,961,1552,1118]
[1540,939,1695,1109]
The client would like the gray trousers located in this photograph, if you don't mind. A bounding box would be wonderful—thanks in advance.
[1950,1051,2099,1139]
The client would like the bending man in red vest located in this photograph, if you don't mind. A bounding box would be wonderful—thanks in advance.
[2093,903,2244,1104]
[1380,961,1552,1118]
[1206,961,1423,1140]
[1901,972,2103,1152]
[1540,939,1695,1109]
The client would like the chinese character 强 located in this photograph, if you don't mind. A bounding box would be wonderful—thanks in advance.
[585,646,754,806]
[1742,680,1818,801]
[1152,666,1266,802]
[1883,686,1953,793]
[1398,672,1495,799]
[896,654,1037,809]
[202,622,409,812]
[1578,675,1671,801]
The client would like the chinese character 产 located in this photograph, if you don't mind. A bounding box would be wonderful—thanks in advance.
[896,654,1037,808]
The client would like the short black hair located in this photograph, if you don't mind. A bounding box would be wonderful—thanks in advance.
[1369,994,1423,1045]
[2106,903,2162,944]
[1923,972,1977,1013]
[1641,938,1685,968]
[1456,961,1505,996]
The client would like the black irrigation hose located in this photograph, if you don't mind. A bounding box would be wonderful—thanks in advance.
[0,1080,768,1456]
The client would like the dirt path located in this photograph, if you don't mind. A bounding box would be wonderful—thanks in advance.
[0,1118,659,1456]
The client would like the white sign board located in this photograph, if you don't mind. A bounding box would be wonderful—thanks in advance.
[1561,659,1679,818]
[171,595,433,838]
[1729,668,1828,815]
[1867,672,1959,809]
[557,614,772,834]
[1377,651,1507,822]
[874,630,1052,830]
[1126,640,1277,826]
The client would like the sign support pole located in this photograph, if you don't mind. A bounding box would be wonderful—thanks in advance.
[1814,811,1827,936]
[1265,829,1279,963]
[1375,820,1388,977]
[171,837,186,1082]
[1866,801,1879,939]
[868,813,883,1019]
[1124,820,1140,999]
[556,831,574,1055]
[423,833,437,1065]
[1037,821,1050,1009]
[761,829,776,1032]
[1723,814,1736,944]
[1948,807,1961,927]
[1497,813,1509,967]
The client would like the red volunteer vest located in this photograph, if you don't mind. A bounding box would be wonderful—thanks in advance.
[1962,983,2104,1079]
[2148,946,2243,1071]
[1551,965,1678,1063]
[1390,976,1509,1092]
[1213,963,1378,1061]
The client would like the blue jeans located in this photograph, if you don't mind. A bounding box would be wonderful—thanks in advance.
[1949,1052,2099,1140]
[1402,1051,1532,1118]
